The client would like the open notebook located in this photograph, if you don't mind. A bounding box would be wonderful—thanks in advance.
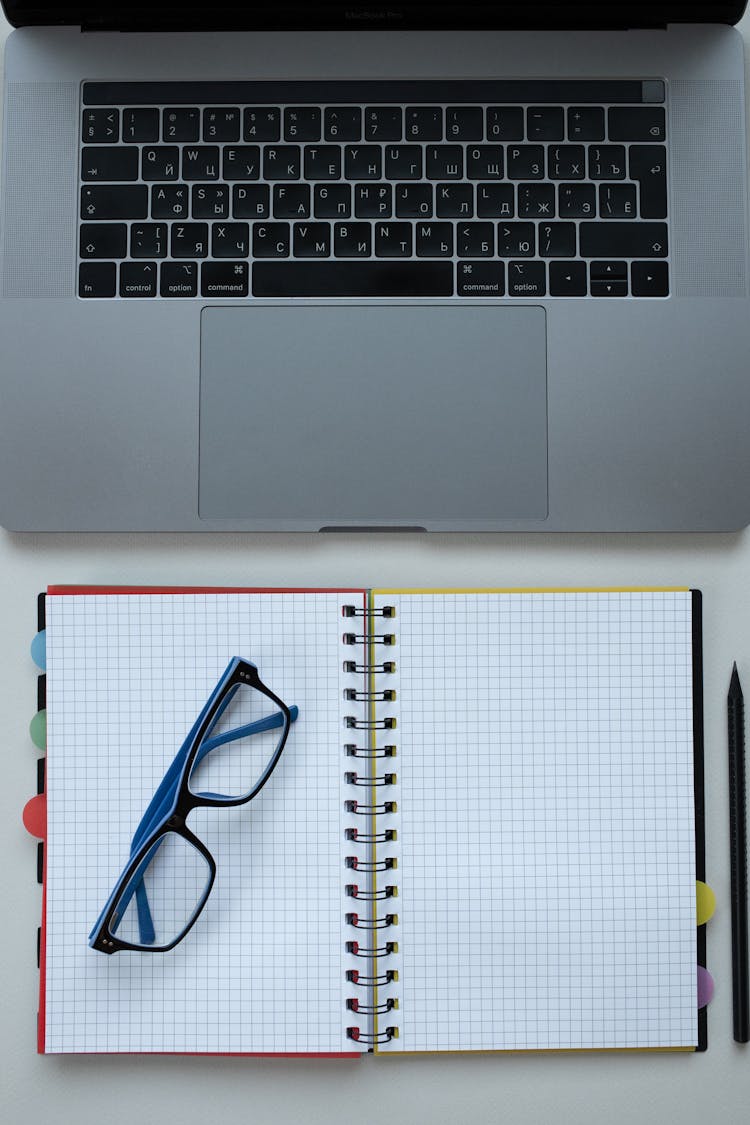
[33,585,704,1055]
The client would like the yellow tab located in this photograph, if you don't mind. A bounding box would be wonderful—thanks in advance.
[696,881,716,925]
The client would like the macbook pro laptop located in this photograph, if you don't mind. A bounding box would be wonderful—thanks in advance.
[0,1,749,531]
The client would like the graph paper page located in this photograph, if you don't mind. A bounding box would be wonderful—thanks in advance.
[44,590,362,1054]
[377,590,697,1052]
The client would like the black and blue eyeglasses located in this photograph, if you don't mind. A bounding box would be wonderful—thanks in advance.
[89,658,298,954]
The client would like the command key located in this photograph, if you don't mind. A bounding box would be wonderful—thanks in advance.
[457,261,505,297]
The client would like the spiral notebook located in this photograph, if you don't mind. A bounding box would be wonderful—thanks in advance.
[33,585,704,1055]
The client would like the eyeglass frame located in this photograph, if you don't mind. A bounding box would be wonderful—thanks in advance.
[89,656,298,955]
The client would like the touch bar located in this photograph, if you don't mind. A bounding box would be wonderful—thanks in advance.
[252,262,453,297]
[82,80,657,106]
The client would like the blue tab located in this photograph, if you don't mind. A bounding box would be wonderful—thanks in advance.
[31,630,46,671]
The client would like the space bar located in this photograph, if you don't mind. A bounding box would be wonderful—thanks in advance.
[252,261,453,297]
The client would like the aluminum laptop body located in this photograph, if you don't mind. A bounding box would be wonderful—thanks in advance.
[1,1,748,531]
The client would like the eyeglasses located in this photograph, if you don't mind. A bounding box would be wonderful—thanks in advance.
[89,658,298,954]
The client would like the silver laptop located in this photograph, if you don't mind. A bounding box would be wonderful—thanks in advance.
[1,1,749,531]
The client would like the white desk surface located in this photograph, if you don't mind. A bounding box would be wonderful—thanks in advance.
[2,10,750,1125]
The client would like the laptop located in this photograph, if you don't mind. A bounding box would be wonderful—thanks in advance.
[1,1,749,532]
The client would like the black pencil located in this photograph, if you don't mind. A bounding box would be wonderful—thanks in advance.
[728,663,749,1043]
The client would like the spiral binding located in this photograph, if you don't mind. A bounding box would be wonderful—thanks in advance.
[343,601,399,1048]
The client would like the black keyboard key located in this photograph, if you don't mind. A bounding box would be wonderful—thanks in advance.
[486,107,524,141]
[273,184,311,218]
[477,184,514,218]
[79,261,116,297]
[395,184,431,218]
[325,107,362,141]
[527,106,564,141]
[122,108,160,143]
[579,222,667,258]
[212,222,250,257]
[508,260,546,297]
[507,146,545,180]
[549,261,588,296]
[293,223,331,257]
[263,145,301,181]
[223,146,261,181]
[182,146,220,180]
[457,222,494,257]
[608,106,666,142]
[163,108,200,142]
[82,109,119,144]
[285,107,321,141]
[629,145,667,219]
[314,184,351,219]
[590,260,628,280]
[374,222,412,258]
[498,222,535,256]
[538,222,577,257]
[519,184,555,218]
[631,260,669,297]
[142,146,180,181]
[303,146,342,181]
[333,222,371,257]
[120,261,157,297]
[416,222,453,257]
[201,261,249,297]
[365,107,402,141]
[426,146,464,180]
[81,146,138,182]
[79,223,127,259]
[589,146,627,180]
[151,184,188,219]
[591,278,628,297]
[233,184,270,219]
[192,184,230,219]
[559,183,596,218]
[356,184,392,219]
[171,223,209,258]
[548,145,585,180]
[405,106,442,141]
[253,222,291,258]
[457,261,505,297]
[436,184,473,218]
[161,261,198,297]
[599,184,637,219]
[203,107,241,142]
[466,146,504,180]
[344,146,382,180]
[385,146,423,180]
[81,185,147,220]
[252,261,453,297]
[131,223,167,258]
[244,107,281,142]
[567,107,605,142]
[446,107,483,141]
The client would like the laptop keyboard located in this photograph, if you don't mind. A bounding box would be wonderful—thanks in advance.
[78,80,669,299]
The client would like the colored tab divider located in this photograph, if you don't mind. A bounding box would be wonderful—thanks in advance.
[31,629,46,671]
[30,709,46,751]
[696,881,716,1011]
[23,794,47,841]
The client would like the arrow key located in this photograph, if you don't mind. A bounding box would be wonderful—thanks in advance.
[549,261,587,296]
[631,260,669,297]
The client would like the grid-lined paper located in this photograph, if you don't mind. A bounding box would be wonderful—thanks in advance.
[44,591,359,1054]
[375,590,697,1052]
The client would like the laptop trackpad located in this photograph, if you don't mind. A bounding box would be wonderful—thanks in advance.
[199,305,548,523]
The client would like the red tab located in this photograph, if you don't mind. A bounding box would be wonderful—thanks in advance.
[23,794,47,839]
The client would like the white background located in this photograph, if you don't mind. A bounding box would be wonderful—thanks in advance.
[2,6,750,1122]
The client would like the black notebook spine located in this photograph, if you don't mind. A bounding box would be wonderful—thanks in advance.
[342,600,399,1047]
